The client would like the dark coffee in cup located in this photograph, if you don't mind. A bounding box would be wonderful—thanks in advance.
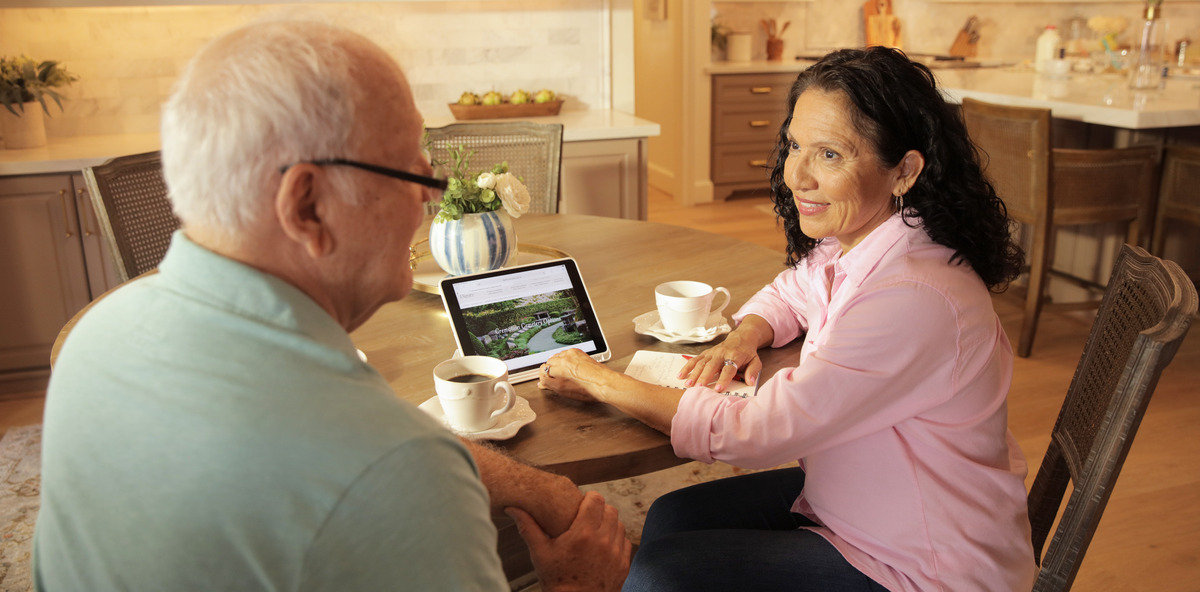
[449,374,491,383]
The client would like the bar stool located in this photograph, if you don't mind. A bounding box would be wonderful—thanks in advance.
[961,98,1160,357]
[1151,145,1200,284]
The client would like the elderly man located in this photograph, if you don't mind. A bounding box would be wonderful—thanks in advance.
[34,17,629,591]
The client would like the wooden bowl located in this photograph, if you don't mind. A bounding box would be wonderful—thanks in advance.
[448,99,564,120]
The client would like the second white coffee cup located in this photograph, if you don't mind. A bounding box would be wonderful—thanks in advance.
[433,356,517,433]
[655,280,731,335]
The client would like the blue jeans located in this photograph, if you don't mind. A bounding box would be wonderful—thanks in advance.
[623,467,889,592]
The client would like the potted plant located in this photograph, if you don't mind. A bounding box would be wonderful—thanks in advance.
[428,143,532,276]
[1,55,77,149]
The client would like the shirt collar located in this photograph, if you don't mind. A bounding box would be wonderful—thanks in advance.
[807,212,927,287]
[156,230,357,352]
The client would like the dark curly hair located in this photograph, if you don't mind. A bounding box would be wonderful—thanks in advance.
[769,47,1023,291]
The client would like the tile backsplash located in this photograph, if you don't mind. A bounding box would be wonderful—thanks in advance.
[713,1,1200,64]
[0,1,607,138]
[4,0,1198,140]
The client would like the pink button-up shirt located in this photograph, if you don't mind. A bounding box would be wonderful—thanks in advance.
[671,214,1036,591]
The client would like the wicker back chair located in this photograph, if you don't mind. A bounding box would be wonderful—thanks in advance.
[82,151,178,283]
[1027,244,1197,592]
[1151,145,1200,284]
[423,121,563,216]
[961,98,1159,357]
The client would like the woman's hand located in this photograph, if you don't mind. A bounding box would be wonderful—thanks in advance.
[540,348,684,435]
[538,348,614,403]
[679,314,775,393]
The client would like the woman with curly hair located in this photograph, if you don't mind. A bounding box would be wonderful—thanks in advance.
[538,47,1034,591]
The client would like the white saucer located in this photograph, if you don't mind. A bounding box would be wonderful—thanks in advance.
[632,310,731,344]
[418,395,536,440]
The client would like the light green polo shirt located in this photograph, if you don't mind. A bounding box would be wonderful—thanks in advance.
[35,231,507,591]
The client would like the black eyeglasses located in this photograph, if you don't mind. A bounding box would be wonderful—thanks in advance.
[279,158,448,191]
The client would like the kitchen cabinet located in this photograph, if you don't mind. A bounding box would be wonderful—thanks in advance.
[0,173,119,394]
[560,138,648,220]
[710,72,794,201]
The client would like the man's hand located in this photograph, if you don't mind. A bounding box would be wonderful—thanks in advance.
[506,491,631,592]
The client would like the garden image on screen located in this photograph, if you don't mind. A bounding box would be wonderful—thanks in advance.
[449,262,600,370]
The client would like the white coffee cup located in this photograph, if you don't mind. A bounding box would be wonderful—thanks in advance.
[433,356,517,433]
[655,281,731,336]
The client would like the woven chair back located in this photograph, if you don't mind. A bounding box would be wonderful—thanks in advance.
[1051,146,1159,243]
[83,151,178,283]
[1027,244,1197,591]
[424,121,563,216]
[961,97,1051,225]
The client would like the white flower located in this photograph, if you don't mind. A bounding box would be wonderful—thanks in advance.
[494,173,531,218]
[476,172,497,190]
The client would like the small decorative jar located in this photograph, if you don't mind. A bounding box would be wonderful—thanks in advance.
[429,210,517,276]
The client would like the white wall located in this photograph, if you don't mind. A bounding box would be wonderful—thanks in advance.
[634,0,683,198]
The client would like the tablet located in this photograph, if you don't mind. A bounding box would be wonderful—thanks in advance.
[439,258,611,383]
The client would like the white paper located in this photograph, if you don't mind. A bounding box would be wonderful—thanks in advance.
[624,350,756,398]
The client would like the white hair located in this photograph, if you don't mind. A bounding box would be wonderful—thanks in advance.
[161,17,369,240]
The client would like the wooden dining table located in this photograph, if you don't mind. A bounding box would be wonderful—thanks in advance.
[48,212,801,581]
[350,212,804,485]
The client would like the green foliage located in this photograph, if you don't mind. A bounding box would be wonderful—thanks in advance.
[430,143,510,223]
[468,332,487,355]
[553,326,590,346]
[711,21,732,51]
[462,296,578,336]
[0,56,77,117]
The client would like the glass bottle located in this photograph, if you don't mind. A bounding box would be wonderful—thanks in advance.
[1129,4,1167,89]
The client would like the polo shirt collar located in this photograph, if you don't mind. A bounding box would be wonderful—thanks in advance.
[157,230,357,352]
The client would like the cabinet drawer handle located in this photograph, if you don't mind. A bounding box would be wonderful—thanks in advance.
[749,86,774,94]
[77,188,94,237]
[748,159,769,168]
[59,189,74,238]
[748,120,772,128]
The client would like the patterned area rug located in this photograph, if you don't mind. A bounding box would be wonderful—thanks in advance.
[0,425,39,592]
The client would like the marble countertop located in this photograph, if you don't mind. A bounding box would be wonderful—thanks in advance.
[0,133,161,177]
[1,109,661,177]
[705,60,813,75]
[935,68,1200,129]
[422,109,660,142]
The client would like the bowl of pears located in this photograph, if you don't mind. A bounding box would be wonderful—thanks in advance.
[448,89,562,120]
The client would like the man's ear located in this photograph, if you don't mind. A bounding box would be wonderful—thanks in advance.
[275,164,335,259]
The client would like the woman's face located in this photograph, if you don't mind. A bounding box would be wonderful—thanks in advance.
[783,89,916,254]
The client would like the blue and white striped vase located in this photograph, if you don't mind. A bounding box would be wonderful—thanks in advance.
[429,210,517,276]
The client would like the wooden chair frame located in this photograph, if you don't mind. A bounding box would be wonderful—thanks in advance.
[1027,245,1197,591]
[1150,145,1200,283]
[961,98,1160,357]
[82,151,177,283]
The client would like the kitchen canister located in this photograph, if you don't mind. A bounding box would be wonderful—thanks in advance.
[727,33,752,62]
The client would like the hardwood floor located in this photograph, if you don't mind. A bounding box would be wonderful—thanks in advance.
[6,188,1197,590]
[647,186,1200,591]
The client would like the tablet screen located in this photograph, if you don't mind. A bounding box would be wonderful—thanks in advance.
[439,258,610,382]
